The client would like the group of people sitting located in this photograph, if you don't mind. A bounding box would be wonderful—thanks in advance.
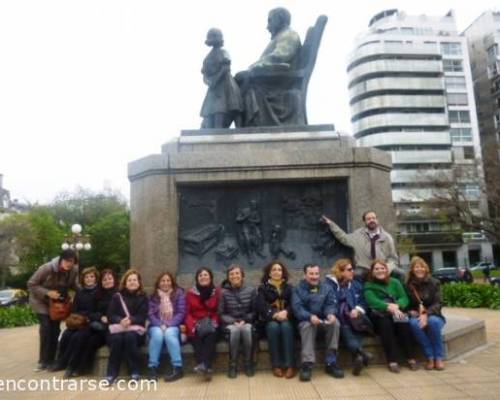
[28,248,446,384]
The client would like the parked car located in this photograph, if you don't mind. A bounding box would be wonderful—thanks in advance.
[0,289,29,307]
[470,261,497,272]
[432,266,473,284]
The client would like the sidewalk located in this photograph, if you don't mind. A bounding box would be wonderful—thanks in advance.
[1,307,499,400]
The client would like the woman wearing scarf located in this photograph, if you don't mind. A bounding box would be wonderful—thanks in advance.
[147,272,186,381]
[184,267,221,381]
[256,260,296,378]
[406,256,446,371]
[325,259,372,376]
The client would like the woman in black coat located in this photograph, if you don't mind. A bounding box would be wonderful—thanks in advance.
[255,260,296,379]
[105,269,148,384]
[70,268,118,375]
[51,266,99,377]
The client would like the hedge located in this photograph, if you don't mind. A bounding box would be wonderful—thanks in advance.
[442,283,500,309]
[0,305,38,328]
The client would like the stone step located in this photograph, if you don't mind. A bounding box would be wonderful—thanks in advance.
[91,313,486,377]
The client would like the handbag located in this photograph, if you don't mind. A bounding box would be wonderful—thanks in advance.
[108,293,146,335]
[48,297,72,321]
[65,313,89,330]
[89,320,107,332]
[195,316,216,338]
[350,313,375,335]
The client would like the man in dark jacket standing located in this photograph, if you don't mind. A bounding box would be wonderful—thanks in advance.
[292,264,344,381]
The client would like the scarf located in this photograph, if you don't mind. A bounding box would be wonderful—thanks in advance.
[268,279,285,310]
[196,283,214,302]
[158,289,174,322]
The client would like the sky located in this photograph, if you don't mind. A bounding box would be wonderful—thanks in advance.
[1,0,498,204]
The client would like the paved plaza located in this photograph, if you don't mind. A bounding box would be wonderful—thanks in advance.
[1,307,499,400]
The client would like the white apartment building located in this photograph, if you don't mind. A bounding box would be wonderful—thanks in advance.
[347,9,493,268]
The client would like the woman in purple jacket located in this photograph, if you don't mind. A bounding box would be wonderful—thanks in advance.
[147,272,187,382]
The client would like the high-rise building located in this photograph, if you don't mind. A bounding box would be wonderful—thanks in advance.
[463,11,500,264]
[347,9,493,268]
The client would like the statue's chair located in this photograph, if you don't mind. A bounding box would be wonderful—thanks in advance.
[243,15,328,125]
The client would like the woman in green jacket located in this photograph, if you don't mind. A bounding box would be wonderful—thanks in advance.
[364,259,417,373]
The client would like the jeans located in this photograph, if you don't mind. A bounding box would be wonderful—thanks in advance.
[37,313,60,366]
[226,323,253,363]
[148,326,182,368]
[340,323,364,357]
[265,320,294,368]
[409,315,445,360]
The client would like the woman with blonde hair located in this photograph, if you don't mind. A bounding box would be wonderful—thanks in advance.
[406,256,446,370]
[364,260,417,373]
[325,258,372,376]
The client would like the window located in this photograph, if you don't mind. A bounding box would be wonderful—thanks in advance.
[449,110,471,123]
[401,27,415,34]
[447,93,468,105]
[441,42,462,56]
[443,59,463,72]
[462,185,480,197]
[450,128,473,142]
[463,146,475,159]
[445,76,466,90]
[488,44,498,59]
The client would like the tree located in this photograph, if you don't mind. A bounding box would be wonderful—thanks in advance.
[82,210,130,273]
[422,154,500,247]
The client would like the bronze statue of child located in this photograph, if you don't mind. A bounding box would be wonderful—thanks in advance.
[200,28,242,128]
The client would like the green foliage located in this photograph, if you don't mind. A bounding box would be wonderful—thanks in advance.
[0,305,38,328]
[1,187,130,287]
[442,283,500,310]
[82,210,130,273]
[0,208,64,270]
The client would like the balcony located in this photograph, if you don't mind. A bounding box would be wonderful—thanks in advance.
[353,113,449,136]
[351,95,445,117]
[397,232,463,248]
[349,60,443,85]
[349,77,445,100]
[348,41,440,68]
[357,131,451,147]
[392,187,450,202]
[390,150,452,164]
[391,169,453,183]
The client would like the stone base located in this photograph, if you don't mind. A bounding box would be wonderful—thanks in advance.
[128,125,396,288]
[91,313,486,376]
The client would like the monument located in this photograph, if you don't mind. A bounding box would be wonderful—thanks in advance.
[128,8,396,287]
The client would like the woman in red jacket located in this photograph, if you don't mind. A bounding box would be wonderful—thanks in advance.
[185,267,220,381]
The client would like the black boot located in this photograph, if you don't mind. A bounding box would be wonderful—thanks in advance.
[244,362,255,377]
[147,366,158,381]
[164,366,184,382]
[228,362,237,379]
[299,362,313,382]
[352,353,364,376]
[359,350,373,367]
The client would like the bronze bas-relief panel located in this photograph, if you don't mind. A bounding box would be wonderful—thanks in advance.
[178,180,352,272]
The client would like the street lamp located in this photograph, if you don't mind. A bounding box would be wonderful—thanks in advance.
[61,223,92,256]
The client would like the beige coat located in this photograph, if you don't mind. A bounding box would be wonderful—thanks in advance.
[326,221,398,272]
[27,257,79,314]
